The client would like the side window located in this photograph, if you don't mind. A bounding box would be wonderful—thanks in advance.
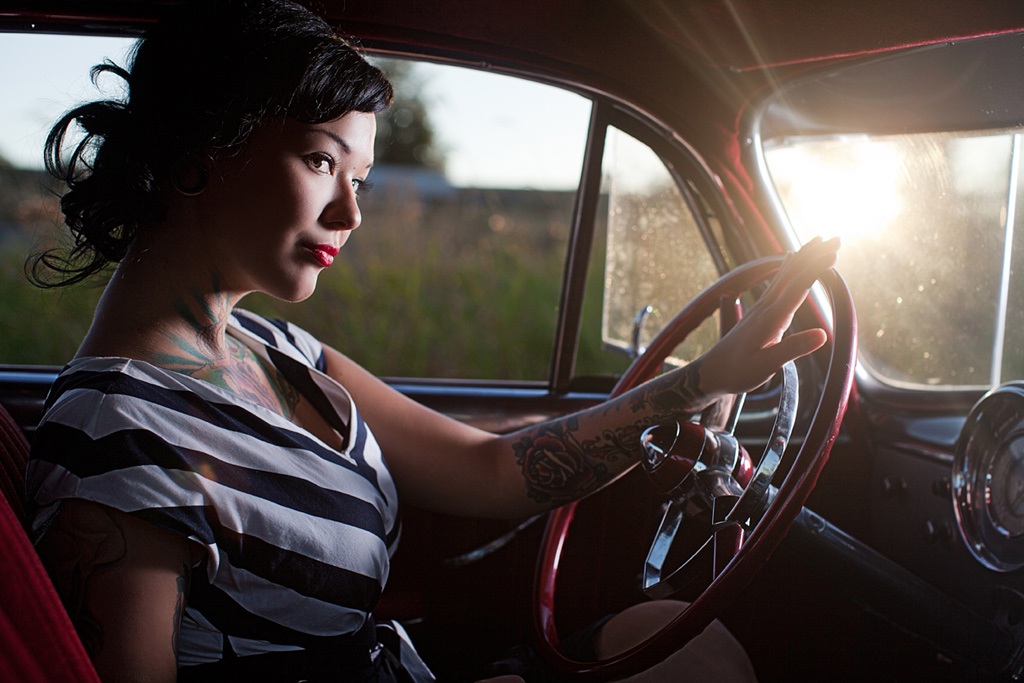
[577,126,723,378]
[0,41,593,380]
[0,34,134,364]
[230,60,592,381]
[764,131,1018,388]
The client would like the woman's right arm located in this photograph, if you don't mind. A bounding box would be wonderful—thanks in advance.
[35,499,196,682]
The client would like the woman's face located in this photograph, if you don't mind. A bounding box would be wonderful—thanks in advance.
[196,111,377,302]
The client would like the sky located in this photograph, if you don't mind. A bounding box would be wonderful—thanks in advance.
[0,34,134,169]
[0,32,592,190]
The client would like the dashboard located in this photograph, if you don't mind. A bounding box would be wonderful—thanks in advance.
[853,386,1024,678]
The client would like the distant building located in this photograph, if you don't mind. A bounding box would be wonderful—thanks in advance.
[362,164,455,205]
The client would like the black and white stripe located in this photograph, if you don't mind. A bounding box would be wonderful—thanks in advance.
[27,311,426,677]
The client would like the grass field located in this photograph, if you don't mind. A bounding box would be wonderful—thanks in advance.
[0,177,627,380]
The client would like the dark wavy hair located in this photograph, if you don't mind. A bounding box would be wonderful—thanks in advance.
[30,0,393,287]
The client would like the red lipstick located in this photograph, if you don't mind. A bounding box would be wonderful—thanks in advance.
[306,243,339,267]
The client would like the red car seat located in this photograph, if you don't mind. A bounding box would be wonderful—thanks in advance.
[0,403,100,682]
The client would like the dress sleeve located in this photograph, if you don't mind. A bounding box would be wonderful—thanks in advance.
[27,354,398,651]
[27,365,223,571]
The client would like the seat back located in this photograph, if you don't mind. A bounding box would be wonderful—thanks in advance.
[0,401,28,523]
[0,403,100,682]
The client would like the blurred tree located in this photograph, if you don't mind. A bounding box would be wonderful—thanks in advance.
[371,59,446,171]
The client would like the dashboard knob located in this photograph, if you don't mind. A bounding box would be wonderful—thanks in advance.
[923,519,953,544]
[881,475,907,497]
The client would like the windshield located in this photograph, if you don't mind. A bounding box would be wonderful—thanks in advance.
[764,130,1023,388]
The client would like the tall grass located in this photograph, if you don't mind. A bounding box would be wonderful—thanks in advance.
[0,177,626,381]
[0,241,102,364]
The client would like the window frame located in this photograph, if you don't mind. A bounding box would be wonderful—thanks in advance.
[556,102,744,393]
[0,34,742,419]
[355,48,743,397]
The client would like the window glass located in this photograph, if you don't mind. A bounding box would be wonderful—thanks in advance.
[0,34,134,365]
[251,61,591,380]
[0,37,593,381]
[764,132,1016,387]
[578,127,721,378]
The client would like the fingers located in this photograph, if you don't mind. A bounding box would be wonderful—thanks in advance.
[789,236,839,281]
[762,236,839,312]
[766,328,829,367]
[697,238,839,397]
[758,238,838,364]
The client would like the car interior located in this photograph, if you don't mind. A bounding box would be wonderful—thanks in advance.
[4,1,1024,681]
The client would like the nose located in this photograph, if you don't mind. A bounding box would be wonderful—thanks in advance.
[323,182,361,232]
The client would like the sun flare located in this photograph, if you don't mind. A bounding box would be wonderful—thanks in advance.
[767,139,904,245]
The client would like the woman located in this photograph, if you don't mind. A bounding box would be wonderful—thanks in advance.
[26,1,839,681]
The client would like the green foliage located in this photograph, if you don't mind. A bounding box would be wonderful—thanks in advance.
[0,242,102,364]
[371,59,446,171]
[247,187,625,380]
[248,246,564,379]
[0,175,626,382]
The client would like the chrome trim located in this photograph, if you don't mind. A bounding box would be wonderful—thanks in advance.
[993,133,1021,386]
[640,361,798,598]
[630,305,654,359]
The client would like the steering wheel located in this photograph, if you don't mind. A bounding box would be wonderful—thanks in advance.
[534,255,857,680]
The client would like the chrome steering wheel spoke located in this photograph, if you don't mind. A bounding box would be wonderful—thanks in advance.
[640,361,799,599]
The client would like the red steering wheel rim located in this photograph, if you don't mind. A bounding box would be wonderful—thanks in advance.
[534,256,858,680]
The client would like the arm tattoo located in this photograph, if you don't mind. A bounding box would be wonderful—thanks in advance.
[514,360,710,506]
[172,564,190,659]
[36,504,128,659]
[624,357,709,420]
[513,417,612,506]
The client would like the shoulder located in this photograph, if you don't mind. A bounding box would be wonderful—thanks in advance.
[30,358,223,478]
[231,309,326,371]
[40,357,209,428]
[41,357,145,421]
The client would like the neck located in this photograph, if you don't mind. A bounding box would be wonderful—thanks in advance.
[77,238,248,366]
[78,239,300,416]
[151,271,240,373]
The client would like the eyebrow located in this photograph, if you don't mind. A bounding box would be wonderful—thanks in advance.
[312,129,350,154]
[308,128,374,169]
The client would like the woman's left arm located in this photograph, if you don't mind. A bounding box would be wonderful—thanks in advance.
[327,237,838,520]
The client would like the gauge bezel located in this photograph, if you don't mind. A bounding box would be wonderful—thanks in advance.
[952,382,1024,572]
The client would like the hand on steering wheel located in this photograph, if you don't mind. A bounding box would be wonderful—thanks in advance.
[535,237,855,680]
[698,236,839,399]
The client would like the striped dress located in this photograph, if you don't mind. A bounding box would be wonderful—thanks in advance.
[27,310,434,681]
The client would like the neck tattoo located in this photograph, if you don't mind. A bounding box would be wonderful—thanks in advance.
[153,275,301,417]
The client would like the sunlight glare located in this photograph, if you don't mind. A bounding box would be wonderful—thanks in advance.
[767,139,904,245]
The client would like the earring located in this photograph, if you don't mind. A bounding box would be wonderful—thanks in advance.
[171,156,209,196]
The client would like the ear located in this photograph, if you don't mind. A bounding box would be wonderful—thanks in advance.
[170,154,209,197]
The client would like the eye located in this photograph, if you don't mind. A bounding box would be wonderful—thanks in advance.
[304,152,335,175]
[353,178,373,196]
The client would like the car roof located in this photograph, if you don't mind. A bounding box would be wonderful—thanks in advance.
[7,1,1023,114]
[7,1,1024,64]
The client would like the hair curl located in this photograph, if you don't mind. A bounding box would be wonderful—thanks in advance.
[30,0,393,287]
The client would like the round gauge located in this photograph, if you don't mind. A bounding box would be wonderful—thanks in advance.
[952,383,1024,571]
[987,436,1024,538]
